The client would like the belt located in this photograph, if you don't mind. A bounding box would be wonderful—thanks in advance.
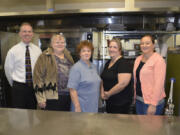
[13,80,33,86]
[136,95,165,105]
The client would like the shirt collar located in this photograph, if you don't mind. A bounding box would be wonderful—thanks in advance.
[79,59,93,68]
[21,41,32,48]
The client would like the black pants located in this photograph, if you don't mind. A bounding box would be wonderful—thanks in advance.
[45,94,71,111]
[106,101,131,114]
[12,81,37,109]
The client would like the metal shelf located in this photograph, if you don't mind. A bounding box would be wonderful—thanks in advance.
[104,30,180,35]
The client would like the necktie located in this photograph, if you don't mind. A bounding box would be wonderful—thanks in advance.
[25,45,32,86]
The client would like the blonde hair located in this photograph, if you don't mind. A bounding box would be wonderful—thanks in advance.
[50,34,66,46]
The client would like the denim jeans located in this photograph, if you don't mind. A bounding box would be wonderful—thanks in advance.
[136,99,165,115]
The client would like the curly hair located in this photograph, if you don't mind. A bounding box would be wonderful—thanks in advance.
[76,40,94,57]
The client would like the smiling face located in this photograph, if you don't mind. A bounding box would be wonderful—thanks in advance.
[19,24,33,44]
[108,41,121,58]
[80,46,92,62]
[140,36,155,55]
[51,36,66,54]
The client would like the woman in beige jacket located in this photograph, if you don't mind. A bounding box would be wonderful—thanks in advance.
[33,34,74,111]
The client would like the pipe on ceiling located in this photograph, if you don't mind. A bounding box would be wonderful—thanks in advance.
[46,0,54,12]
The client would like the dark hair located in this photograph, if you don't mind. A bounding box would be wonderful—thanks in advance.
[109,38,122,51]
[76,40,94,57]
[141,35,155,44]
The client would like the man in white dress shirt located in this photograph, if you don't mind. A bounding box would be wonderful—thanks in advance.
[4,22,42,109]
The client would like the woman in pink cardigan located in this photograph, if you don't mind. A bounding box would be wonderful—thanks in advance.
[133,35,166,115]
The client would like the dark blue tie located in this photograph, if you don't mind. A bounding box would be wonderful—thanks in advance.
[25,45,32,86]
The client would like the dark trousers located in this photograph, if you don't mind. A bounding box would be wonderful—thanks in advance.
[11,81,37,109]
[106,101,131,114]
[45,94,71,111]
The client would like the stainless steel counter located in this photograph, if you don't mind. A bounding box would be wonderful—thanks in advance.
[0,108,180,135]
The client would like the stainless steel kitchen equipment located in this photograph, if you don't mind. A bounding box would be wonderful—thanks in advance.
[0,108,180,135]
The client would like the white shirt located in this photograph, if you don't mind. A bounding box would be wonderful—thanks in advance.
[4,41,42,86]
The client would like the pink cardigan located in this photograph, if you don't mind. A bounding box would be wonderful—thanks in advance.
[133,52,166,106]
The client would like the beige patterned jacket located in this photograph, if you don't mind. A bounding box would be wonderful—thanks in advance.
[33,47,74,103]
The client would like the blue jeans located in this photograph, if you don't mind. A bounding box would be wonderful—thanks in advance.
[136,99,165,115]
